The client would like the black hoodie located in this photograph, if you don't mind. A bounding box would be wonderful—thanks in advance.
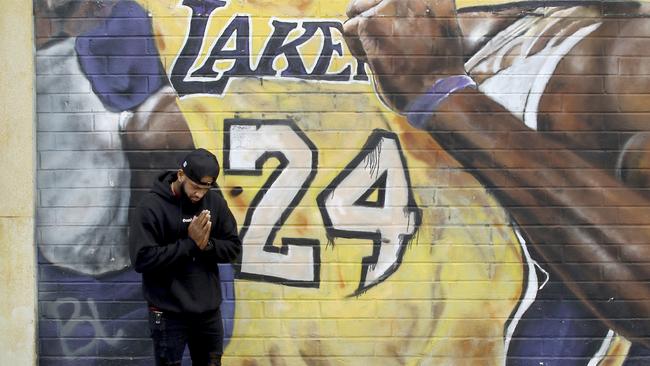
[129,171,241,314]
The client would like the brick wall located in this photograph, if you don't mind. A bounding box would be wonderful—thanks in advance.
[34,0,650,365]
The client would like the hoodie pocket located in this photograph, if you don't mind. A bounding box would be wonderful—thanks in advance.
[170,264,220,312]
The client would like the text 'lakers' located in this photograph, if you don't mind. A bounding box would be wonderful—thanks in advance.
[170,0,369,97]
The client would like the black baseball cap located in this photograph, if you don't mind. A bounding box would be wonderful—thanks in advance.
[181,148,220,186]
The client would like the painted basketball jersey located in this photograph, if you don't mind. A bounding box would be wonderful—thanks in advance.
[142,0,524,363]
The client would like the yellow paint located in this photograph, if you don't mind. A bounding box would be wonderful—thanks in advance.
[0,0,36,364]
[598,336,631,366]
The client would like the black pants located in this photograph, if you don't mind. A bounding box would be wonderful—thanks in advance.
[149,308,224,366]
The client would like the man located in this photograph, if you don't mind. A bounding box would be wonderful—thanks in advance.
[343,0,650,363]
[129,148,242,365]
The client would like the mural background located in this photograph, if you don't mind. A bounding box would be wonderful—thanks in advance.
[32,0,650,365]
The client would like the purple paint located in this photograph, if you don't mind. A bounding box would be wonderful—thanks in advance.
[405,75,476,130]
[75,1,166,112]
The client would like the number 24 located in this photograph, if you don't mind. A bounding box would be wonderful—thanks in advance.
[224,119,421,296]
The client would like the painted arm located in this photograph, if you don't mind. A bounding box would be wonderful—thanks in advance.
[426,90,650,345]
[344,0,650,345]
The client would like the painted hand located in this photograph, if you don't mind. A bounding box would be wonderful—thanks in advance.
[343,0,466,112]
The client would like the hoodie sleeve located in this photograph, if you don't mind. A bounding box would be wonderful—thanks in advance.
[201,194,242,263]
[129,203,199,273]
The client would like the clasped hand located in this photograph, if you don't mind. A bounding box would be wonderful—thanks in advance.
[188,210,212,250]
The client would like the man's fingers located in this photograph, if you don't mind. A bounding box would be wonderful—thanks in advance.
[346,0,383,18]
[197,225,209,248]
[192,213,204,227]
[205,226,211,239]
[200,220,211,243]
[197,211,209,226]
[200,223,212,249]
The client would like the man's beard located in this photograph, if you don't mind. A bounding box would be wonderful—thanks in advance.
[181,181,202,205]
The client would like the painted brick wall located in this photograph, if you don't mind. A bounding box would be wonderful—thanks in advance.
[34,0,650,365]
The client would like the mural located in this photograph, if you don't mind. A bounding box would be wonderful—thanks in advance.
[34,0,650,364]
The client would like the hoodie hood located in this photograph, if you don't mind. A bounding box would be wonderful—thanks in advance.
[151,171,178,202]
[152,171,199,207]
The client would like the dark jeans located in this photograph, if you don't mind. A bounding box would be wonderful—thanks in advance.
[148,308,224,366]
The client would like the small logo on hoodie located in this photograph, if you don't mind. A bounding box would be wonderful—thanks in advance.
[182,218,193,223]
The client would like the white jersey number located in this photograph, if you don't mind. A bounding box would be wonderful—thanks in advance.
[225,122,421,294]
[318,130,421,295]
[224,119,320,287]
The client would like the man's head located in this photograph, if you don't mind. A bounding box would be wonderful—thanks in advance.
[177,148,220,203]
